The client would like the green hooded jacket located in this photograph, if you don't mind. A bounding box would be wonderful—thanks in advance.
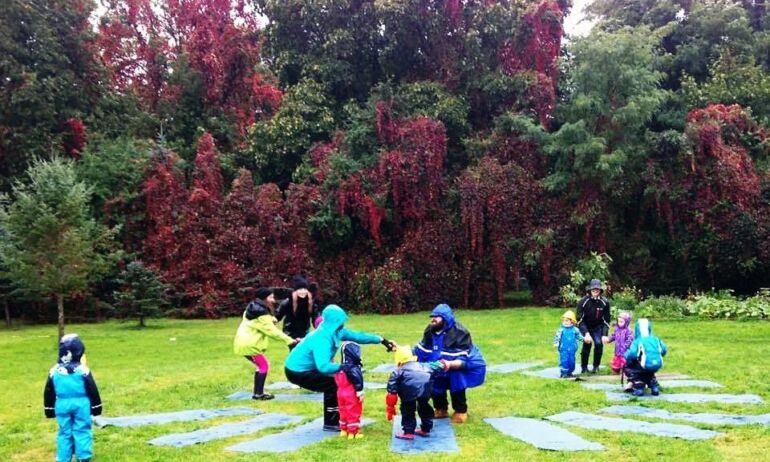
[284,305,381,374]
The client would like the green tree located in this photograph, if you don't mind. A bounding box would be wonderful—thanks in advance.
[0,158,118,338]
[113,261,169,327]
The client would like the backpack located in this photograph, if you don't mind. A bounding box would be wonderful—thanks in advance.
[638,335,664,371]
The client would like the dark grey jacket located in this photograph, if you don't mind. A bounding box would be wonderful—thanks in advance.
[387,361,443,402]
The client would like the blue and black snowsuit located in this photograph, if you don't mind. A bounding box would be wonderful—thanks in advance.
[624,318,668,394]
[554,324,583,377]
[414,304,486,414]
[43,335,102,462]
[387,361,445,434]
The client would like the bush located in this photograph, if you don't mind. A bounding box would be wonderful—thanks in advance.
[635,295,688,319]
[560,252,613,306]
[611,286,639,316]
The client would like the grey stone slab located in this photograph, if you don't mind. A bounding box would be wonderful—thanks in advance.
[484,416,604,451]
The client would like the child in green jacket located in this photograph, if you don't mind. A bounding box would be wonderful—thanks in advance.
[234,288,298,400]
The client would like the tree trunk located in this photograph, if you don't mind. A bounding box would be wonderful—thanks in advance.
[139,313,145,328]
[3,299,10,327]
[57,293,65,340]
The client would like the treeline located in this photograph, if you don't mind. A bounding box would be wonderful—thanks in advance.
[1,0,769,327]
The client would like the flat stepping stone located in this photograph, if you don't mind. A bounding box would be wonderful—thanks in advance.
[226,391,324,402]
[148,413,304,447]
[606,391,764,404]
[390,416,458,454]
[602,405,770,426]
[583,379,722,391]
[484,416,604,451]
[546,411,722,440]
[580,372,690,382]
[266,381,387,390]
[93,408,261,428]
[487,361,544,373]
[371,364,396,374]
[225,417,373,453]
[522,366,605,379]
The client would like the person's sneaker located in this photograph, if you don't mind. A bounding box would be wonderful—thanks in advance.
[323,424,341,432]
[395,432,415,440]
[632,387,645,397]
[651,385,660,396]
[581,368,588,374]
[252,393,275,400]
[434,409,449,419]
[339,430,348,438]
[451,412,468,424]
[415,429,431,437]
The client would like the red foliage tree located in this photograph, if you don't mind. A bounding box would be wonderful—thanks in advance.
[62,118,87,159]
[457,156,543,307]
[98,0,281,134]
[142,149,187,278]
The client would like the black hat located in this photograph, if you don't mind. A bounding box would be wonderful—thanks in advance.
[255,287,273,300]
[292,275,309,290]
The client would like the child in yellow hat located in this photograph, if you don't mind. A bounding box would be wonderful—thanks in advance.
[553,311,583,378]
[385,346,451,440]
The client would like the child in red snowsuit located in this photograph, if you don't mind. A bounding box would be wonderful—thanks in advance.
[335,342,364,439]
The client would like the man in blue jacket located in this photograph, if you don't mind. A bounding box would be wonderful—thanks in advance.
[284,305,395,431]
[414,304,486,423]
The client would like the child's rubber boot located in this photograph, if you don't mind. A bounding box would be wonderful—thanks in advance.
[395,432,415,440]
[632,385,645,397]
[348,432,364,439]
[451,412,468,424]
[434,409,449,419]
[339,430,348,438]
[415,429,431,437]
[651,380,660,396]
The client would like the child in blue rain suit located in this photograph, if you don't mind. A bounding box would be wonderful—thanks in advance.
[553,310,583,378]
[44,334,102,462]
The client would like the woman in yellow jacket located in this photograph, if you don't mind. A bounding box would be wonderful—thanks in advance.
[234,288,299,400]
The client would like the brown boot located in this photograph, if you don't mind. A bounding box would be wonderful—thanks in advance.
[451,412,468,423]
[434,409,449,419]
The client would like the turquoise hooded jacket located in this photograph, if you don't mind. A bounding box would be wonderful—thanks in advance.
[284,305,381,375]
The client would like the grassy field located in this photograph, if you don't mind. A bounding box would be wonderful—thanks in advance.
[1,308,769,461]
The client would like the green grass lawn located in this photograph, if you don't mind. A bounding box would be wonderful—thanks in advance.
[1,308,769,461]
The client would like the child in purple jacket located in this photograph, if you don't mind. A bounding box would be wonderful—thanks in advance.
[604,312,633,384]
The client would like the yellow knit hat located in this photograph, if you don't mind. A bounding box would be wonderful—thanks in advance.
[394,345,417,365]
[562,310,577,324]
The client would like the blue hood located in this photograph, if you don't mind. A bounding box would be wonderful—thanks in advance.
[430,304,456,331]
[341,342,362,366]
[319,305,348,332]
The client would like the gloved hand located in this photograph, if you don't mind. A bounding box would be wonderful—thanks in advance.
[44,409,55,419]
[381,337,396,352]
[385,393,398,421]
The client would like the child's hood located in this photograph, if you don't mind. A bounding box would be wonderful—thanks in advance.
[341,341,362,366]
[635,318,653,337]
[617,311,632,329]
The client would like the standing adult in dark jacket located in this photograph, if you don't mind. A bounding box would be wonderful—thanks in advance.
[414,304,486,423]
[576,278,611,374]
[275,275,321,346]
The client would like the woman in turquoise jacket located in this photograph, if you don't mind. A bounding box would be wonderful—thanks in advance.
[285,304,395,431]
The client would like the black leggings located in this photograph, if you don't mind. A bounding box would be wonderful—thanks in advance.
[285,368,338,427]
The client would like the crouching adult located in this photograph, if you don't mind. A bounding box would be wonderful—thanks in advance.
[284,305,395,431]
[414,304,486,423]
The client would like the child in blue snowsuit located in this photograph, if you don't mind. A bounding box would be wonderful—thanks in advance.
[553,310,583,378]
[624,318,667,396]
[44,334,102,462]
